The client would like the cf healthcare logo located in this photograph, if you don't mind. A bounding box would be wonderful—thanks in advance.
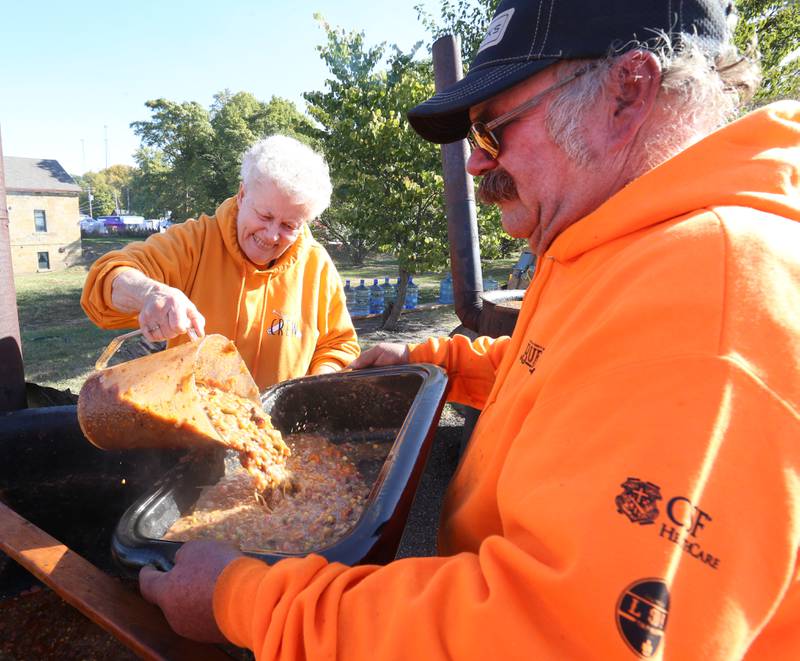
[615,477,721,571]
[477,8,515,54]
[616,579,670,658]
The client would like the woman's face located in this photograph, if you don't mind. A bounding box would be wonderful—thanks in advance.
[236,180,311,266]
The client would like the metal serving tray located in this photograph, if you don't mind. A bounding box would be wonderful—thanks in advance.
[112,364,448,572]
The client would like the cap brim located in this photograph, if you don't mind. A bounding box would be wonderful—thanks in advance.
[407,57,558,144]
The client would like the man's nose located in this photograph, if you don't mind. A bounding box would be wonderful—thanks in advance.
[466,147,499,177]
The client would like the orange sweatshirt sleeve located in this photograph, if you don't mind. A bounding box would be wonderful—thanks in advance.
[308,259,360,372]
[408,333,510,409]
[213,354,799,660]
[80,219,207,329]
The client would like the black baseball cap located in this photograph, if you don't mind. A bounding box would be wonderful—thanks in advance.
[408,0,733,144]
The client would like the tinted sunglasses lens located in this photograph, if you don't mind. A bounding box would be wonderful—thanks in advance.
[469,123,499,159]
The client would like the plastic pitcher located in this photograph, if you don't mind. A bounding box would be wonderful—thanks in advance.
[78,331,260,451]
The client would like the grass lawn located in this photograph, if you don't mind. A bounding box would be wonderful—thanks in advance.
[15,268,121,394]
[13,237,521,394]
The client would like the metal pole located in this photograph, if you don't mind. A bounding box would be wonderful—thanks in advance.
[0,125,28,411]
[432,35,483,332]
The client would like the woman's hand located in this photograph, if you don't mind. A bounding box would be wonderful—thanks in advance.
[138,283,206,343]
[111,268,205,343]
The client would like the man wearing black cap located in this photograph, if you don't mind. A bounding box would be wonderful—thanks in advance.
[140,2,800,658]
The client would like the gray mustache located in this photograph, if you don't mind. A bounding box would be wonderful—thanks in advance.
[478,169,518,204]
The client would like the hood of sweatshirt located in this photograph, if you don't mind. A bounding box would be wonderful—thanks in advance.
[551,101,800,262]
[216,195,312,277]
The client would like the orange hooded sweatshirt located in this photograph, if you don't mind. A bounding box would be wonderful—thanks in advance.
[81,197,359,390]
[214,102,800,659]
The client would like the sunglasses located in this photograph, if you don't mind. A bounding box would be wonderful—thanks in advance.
[467,64,597,160]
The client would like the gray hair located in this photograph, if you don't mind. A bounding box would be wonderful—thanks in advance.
[240,135,333,219]
[544,33,762,172]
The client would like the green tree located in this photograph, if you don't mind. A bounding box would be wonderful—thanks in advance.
[415,0,515,262]
[74,169,132,218]
[90,186,116,217]
[207,91,319,203]
[306,18,449,328]
[415,0,500,65]
[131,99,216,220]
[130,147,172,219]
[414,0,798,261]
[102,164,136,213]
[418,0,798,102]
[131,93,317,221]
[734,0,800,103]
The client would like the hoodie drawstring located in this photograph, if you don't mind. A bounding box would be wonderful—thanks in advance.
[233,267,246,345]
[252,273,271,384]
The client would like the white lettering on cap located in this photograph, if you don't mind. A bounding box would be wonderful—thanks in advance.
[477,8,515,55]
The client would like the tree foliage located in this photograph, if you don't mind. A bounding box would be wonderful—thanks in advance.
[129,147,171,219]
[734,0,800,103]
[415,0,798,103]
[305,17,451,328]
[412,0,797,261]
[89,186,115,217]
[74,165,135,218]
[130,93,315,221]
[415,0,520,261]
[106,0,793,291]
[415,0,500,65]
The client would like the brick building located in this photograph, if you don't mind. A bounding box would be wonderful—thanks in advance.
[4,156,81,274]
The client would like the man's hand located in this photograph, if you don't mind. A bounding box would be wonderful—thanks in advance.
[349,343,410,369]
[111,268,205,343]
[139,540,242,643]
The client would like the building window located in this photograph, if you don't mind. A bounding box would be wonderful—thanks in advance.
[37,251,50,270]
[34,209,47,232]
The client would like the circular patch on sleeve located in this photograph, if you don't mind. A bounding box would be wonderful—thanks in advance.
[615,578,670,657]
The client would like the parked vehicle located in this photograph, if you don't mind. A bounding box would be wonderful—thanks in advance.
[79,217,108,235]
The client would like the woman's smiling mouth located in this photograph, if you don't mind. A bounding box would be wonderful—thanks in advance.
[252,233,275,251]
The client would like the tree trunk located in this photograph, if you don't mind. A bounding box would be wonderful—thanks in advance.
[0,126,27,411]
[381,268,409,331]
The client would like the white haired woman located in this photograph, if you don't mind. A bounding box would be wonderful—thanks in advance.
[81,135,359,390]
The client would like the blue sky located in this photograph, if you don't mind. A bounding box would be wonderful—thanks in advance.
[2,0,439,175]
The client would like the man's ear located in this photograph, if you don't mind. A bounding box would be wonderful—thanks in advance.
[604,50,662,149]
[236,183,245,204]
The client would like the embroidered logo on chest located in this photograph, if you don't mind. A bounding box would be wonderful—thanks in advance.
[519,340,545,374]
[266,311,302,338]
